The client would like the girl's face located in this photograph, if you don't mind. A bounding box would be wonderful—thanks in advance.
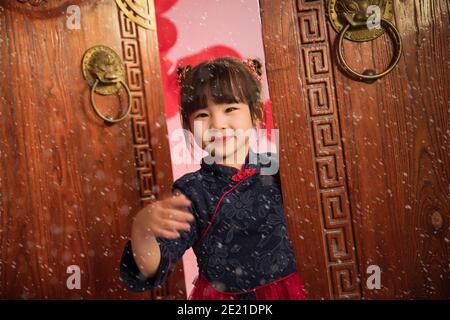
[188,101,257,166]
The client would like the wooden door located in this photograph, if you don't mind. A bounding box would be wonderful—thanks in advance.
[260,0,449,299]
[0,0,185,299]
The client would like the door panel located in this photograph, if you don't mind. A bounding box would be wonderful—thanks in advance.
[260,0,449,299]
[329,0,450,299]
[0,0,185,299]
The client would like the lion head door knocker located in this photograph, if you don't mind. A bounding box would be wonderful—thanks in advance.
[328,0,402,82]
[82,46,132,124]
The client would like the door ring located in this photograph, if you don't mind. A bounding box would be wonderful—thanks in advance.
[89,79,132,124]
[337,18,402,82]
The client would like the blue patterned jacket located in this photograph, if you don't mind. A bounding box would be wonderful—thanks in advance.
[120,150,298,293]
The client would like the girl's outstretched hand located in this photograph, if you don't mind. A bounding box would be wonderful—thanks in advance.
[133,191,195,240]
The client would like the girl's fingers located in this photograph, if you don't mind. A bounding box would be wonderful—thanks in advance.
[164,208,195,223]
[153,227,180,239]
[166,193,192,209]
[160,219,192,233]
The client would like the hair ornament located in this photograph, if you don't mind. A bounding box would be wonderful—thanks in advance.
[242,58,262,81]
[177,65,192,85]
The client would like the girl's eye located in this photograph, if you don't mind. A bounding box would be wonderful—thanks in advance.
[225,107,237,113]
[195,113,209,119]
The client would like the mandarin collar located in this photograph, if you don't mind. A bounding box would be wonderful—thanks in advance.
[200,149,260,178]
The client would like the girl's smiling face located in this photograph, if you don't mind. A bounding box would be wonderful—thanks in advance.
[189,101,258,168]
[179,57,264,168]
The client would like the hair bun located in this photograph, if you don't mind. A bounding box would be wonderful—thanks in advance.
[177,65,192,85]
[243,58,262,81]
[250,58,262,77]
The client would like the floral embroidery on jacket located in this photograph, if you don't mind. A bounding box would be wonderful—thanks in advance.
[119,150,299,293]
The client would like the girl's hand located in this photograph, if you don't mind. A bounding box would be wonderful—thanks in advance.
[133,192,195,240]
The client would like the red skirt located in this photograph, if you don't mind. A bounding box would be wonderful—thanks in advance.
[189,272,306,300]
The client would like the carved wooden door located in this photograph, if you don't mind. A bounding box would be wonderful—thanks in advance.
[260,0,449,299]
[0,0,185,299]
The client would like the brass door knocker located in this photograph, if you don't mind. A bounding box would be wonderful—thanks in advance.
[328,0,402,82]
[82,46,132,124]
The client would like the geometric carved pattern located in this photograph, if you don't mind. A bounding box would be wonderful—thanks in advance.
[308,80,335,115]
[117,5,168,300]
[296,0,361,299]
[316,153,345,188]
[115,0,155,30]
[118,7,156,204]
[330,263,360,297]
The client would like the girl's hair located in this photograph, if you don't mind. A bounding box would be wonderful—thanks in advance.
[177,57,264,132]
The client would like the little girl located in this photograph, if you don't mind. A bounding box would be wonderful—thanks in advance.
[120,57,306,300]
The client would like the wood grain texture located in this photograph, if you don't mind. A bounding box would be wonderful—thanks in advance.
[0,0,185,299]
[260,0,360,299]
[128,4,186,300]
[260,0,449,299]
[328,0,450,299]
